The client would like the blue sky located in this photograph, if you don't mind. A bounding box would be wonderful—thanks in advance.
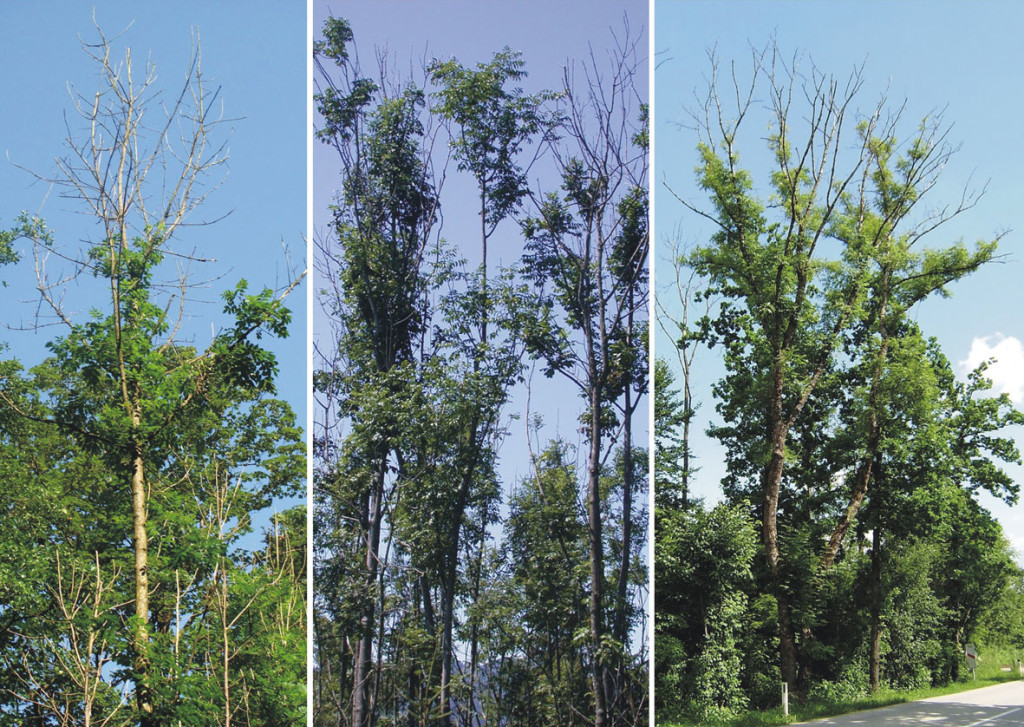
[654,1,1024,555]
[0,4,306,539]
[314,0,648,504]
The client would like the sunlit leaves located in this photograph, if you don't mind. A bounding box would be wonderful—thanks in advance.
[430,49,556,231]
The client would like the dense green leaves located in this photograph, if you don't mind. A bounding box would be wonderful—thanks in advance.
[430,50,555,232]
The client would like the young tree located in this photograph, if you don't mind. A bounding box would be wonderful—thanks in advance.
[655,503,758,720]
[653,359,691,509]
[313,16,442,726]
[429,51,554,723]
[493,439,591,725]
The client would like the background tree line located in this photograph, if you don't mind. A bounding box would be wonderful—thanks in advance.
[655,44,1024,723]
[312,15,648,727]
[0,25,306,726]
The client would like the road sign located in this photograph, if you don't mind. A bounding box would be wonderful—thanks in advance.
[966,643,978,672]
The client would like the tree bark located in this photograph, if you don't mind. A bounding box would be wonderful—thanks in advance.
[762,362,799,691]
[440,555,455,727]
[440,459,477,727]
[614,297,635,647]
[612,322,635,721]
[869,523,883,692]
[468,521,486,725]
[130,437,155,726]
[352,456,386,727]
[588,386,608,727]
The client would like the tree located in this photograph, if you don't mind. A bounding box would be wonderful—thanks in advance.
[681,43,999,690]
[494,439,591,725]
[654,359,691,509]
[0,24,304,724]
[655,232,715,508]
[429,50,555,724]
[521,25,648,726]
[314,15,648,727]
[655,503,758,720]
[313,16,440,726]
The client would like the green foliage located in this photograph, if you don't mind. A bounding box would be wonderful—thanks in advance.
[0,24,305,723]
[314,16,646,727]
[314,17,378,144]
[654,358,691,507]
[314,16,353,63]
[0,212,45,271]
[656,502,758,719]
[429,49,556,231]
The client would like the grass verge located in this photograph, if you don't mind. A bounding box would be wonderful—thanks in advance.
[659,672,1023,726]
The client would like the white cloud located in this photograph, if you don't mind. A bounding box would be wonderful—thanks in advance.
[960,334,1024,404]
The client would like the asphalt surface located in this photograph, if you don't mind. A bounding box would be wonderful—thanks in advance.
[794,681,1024,725]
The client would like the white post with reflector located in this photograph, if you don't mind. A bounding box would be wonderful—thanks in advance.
[966,643,978,680]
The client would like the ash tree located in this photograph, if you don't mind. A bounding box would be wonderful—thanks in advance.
[313,14,649,727]
[675,42,1003,693]
[0,24,304,726]
[520,24,648,727]
[312,16,447,727]
[428,47,556,726]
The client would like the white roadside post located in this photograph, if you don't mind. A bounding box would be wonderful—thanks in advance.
[782,682,789,716]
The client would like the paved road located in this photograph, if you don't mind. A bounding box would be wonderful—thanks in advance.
[794,681,1024,725]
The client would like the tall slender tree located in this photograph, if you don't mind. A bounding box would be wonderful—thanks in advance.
[429,53,554,724]
[314,17,439,726]
[521,27,648,726]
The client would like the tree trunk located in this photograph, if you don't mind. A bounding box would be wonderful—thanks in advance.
[869,523,883,692]
[612,361,634,721]
[614,294,635,646]
[822,265,892,573]
[818,456,873,573]
[436,186,491,727]
[762,385,799,691]
[440,549,457,727]
[952,630,962,682]
[588,387,608,727]
[420,572,438,722]
[438,456,478,727]
[352,457,386,727]
[681,366,691,508]
[221,557,233,727]
[468,522,486,725]
[130,439,156,726]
